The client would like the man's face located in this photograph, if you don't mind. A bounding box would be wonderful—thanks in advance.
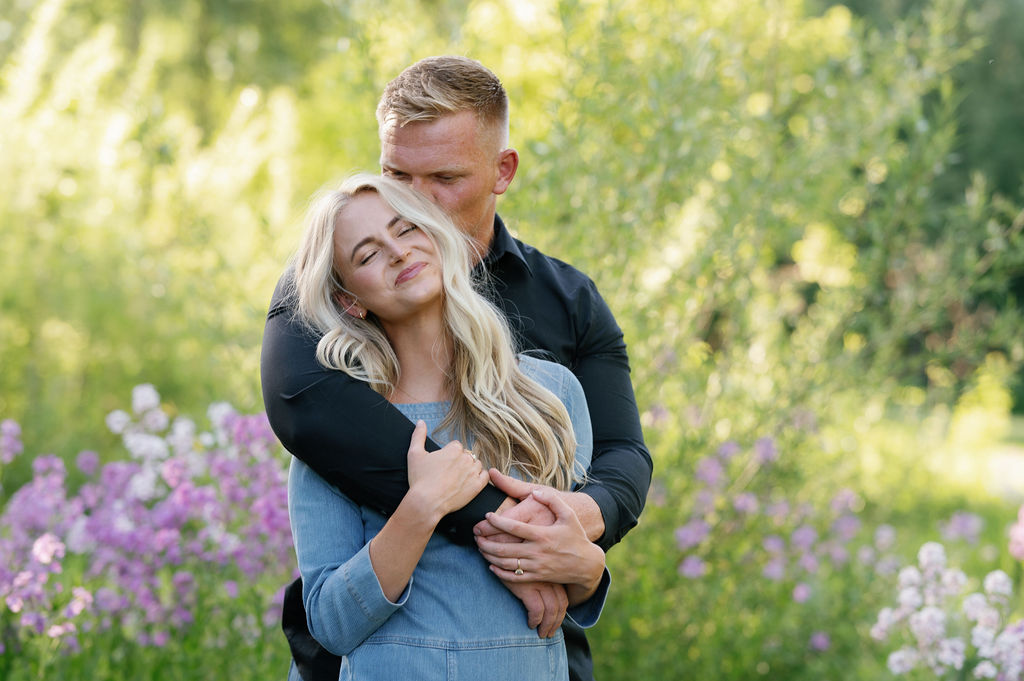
[379,110,515,252]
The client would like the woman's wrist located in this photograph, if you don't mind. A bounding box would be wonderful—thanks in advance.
[401,484,447,529]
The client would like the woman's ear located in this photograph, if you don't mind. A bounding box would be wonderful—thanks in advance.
[334,291,367,319]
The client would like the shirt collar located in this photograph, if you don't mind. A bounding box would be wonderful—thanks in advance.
[482,214,532,274]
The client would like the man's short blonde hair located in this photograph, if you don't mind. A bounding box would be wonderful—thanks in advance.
[376,56,509,146]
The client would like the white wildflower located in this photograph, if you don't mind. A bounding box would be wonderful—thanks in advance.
[207,401,235,433]
[983,570,1012,600]
[128,466,160,501]
[992,628,1024,679]
[887,648,919,674]
[123,432,168,462]
[875,524,896,550]
[168,417,196,454]
[872,607,897,641]
[909,606,946,645]
[940,568,967,597]
[917,542,946,574]
[899,587,923,612]
[972,625,996,657]
[973,661,997,679]
[141,408,169,433]
[105,409,132,435]
[935,638,965,670]
[899,566,923,590]
[64,517,94,554]
[964,593,990,621]
[131,384,161,414]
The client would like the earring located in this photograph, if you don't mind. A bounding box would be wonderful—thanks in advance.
[359,310,366,319]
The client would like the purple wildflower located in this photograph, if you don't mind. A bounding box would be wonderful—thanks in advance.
[675,519,711,551]
[716,441,741,461]
[753,437,777,464]
[762,535,785,554]
[76,450,100,476]
[678,556,707,579]
[939,511,983,545]
[793,583,811,603]
[732,492,758,514]
[832,514,861,542]
[695,457,724,487]
[791,525,817,551]
[809,631,830,651]
[762,558,785,581]
[1,418,24,463]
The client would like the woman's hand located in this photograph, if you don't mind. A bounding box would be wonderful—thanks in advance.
[405,420,489,521]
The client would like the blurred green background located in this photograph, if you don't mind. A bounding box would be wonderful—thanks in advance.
[2,0,1023,678]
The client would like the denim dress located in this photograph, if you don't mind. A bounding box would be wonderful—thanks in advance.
[287,356,605,681]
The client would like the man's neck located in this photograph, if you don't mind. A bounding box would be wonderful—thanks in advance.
[468,215,498,265]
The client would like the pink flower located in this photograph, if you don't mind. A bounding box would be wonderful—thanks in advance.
[809,631,830,651]
[31,533,66,565]
[793,583,811,603]
[1010,508,1024,561]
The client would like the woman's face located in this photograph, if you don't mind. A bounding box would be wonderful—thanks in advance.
[332,191,443,324]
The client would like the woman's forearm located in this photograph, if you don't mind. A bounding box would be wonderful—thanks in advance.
[368,486,444,602]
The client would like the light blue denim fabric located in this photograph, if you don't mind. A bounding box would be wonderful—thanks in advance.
[287,356,601,681]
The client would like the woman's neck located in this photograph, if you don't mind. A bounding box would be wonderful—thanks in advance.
[382,311,453,404]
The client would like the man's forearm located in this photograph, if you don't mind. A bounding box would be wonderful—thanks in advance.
[564,491,605,543]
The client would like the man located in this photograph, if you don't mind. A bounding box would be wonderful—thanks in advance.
[261,56,651,681]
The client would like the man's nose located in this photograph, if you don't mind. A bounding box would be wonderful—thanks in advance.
[409,177,434,200]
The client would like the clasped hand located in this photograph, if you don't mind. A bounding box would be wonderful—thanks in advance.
[473,469,605,637]
[406,421,488,521]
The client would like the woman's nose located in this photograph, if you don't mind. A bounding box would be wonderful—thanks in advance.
[387,240,409,262]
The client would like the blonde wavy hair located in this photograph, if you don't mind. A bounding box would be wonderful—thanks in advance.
[292,174,579,490]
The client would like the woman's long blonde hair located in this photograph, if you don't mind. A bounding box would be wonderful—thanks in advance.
[292,174,579,490]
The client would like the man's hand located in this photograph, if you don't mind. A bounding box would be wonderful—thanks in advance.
[500,580,568,638]
[474,469,606,543]
[476,488,605,592]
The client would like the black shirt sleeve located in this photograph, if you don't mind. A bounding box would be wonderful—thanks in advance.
[569,279,653,551]
[259,272,506,544]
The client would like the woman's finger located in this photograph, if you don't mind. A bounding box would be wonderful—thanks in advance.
[407,420,428,454]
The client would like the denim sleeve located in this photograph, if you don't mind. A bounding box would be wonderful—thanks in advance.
[288,457,412,656]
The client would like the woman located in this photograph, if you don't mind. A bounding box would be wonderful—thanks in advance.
[287,174,607,681]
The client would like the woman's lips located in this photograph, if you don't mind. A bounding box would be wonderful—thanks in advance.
[395,262,426,285]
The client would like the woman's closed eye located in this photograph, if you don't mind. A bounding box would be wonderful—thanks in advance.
[397,222,419,236]
[357,249,378,265]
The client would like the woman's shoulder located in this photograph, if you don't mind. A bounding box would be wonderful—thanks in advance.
[516,354,581,399]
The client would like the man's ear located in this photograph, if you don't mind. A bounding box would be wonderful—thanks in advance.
[493,147,519,196]
[334,291,366,319]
